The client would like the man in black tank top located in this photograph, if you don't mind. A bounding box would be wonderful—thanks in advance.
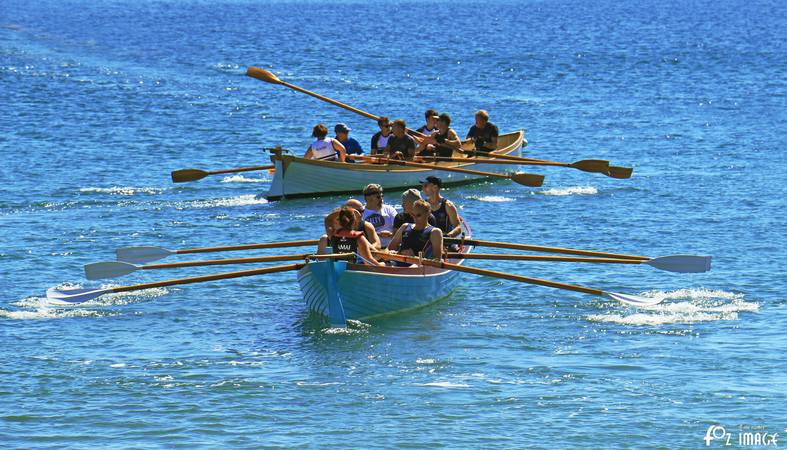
[387,199,444,265]
[416,113,462,158]
[421,176,462,238]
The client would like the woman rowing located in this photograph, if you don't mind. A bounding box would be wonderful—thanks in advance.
[304,123,346,162]
[387,199,443,266]
[317,206,383,265]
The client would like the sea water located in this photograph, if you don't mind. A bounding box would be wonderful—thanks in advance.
[1,0,785,447]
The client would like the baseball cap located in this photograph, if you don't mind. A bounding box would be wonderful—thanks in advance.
[420,176,442,187]
[335,123,351,133]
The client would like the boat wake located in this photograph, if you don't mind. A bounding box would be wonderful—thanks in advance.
[586,288,758,326]
[466,195,515,202]
[220,175,271,184]
[178,195,269,209]
[79,186,166,196]
[538,186,598,196]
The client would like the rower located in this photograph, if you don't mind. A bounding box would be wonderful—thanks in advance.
[317,207,383,265]
[304,124,346,162]
[415,109,440,136]
[393,188,436,230]
[421,176,462,238]
[466,109,499,155]
[416,113,461,158]
[370,117,393,156]
[344,198,382,249]
[382,119,417,160]
[387,199,443,266]
[361,184,398,248]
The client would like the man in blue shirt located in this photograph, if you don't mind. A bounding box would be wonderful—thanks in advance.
[334,123,363,162]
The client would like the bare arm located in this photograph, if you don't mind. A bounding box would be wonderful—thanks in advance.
[357,236,384,266]
[444,201,462,237]
[429,228,443,260]
[304,146,314,159]
[332,139,347,162]
[386,225,406,252]
[445,129,462,149]
[364,221,382,249]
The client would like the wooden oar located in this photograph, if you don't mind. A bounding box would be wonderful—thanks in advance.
[47,263,306,304]
[374,252,662,306]
[116,239,320,264]
[86,253,354,280]
[171,164,275,183]
[445,253,711,273]
[457,150,614,175]
[349,154,544,187]
[445,237,649,261]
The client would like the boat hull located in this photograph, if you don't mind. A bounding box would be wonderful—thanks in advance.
[265,130,526,200]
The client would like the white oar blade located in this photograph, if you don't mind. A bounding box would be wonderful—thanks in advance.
[116,246,173,264]
[604,291,664,307]
[46,287,110,304]
[645,255,712,273]
[84,261,139,280]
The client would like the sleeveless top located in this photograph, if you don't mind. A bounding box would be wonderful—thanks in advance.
[433,130,455,157]
[375,134,390,151]
[330,229,362,255]
[431,198,451,233]
[398,224,435,258]
[310,138,337,160]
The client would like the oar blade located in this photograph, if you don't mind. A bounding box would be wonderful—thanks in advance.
[246,67,282,84]
[116,246,174,264]
[645,255,712,273]
[607,166,633,179]
[511,172,545,187]
[171,169,209,183]
[604,291,663,306]
[570,159,610,173]
[46,286,110,304]
[85,261,139,280]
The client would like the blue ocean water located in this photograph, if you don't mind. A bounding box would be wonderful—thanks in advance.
[1,0,785,447]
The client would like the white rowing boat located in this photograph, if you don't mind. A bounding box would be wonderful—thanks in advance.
[264,130,526,200]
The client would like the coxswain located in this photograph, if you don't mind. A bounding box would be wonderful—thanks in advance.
[387,199,444,266]
[421,175,462,237]
[465,109,499,155]
[304,124,346,162]
[317,207,383,265]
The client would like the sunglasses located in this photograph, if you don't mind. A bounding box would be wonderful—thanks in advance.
[412,212,425,218]
[364,192,382,197]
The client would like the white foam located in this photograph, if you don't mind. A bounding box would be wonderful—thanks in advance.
[586,288,759,326]
[467,195,515,202]
[181,195,268,209]
[539,186,598,196]
[80,186,164,196]
[220,175,270,183]
[0,307,111,320]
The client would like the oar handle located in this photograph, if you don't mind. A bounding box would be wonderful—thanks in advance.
[208,165,275,175]
[111,263,305,294]
[175,239,320,255]
[446,238,649,260]
[142,253,353,270]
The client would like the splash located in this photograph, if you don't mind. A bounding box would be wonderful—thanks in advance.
[586,288,759,326]
[180,195,268,209]
[0,306,113,320]
[220,175,270,183]
[538,186,598,196]
[80,186,164,196]
[420,381,470,388]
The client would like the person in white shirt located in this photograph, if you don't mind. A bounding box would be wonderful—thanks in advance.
[360,183,398,248]
[304,123,346,162]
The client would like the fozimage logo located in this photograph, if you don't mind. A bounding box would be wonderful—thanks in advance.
[704,424,779,447]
